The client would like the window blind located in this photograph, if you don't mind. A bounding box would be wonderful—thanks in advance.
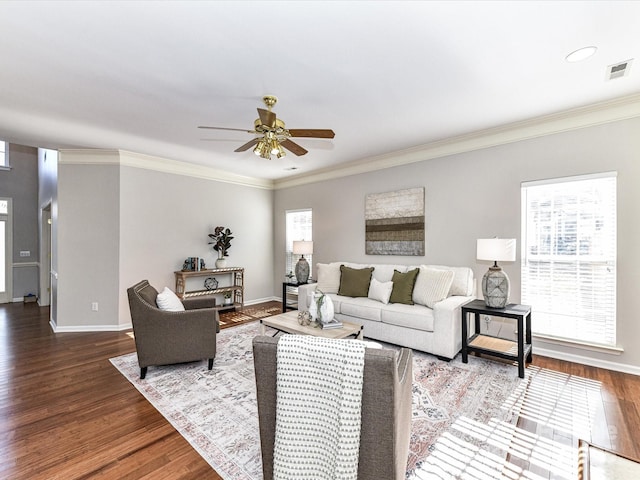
[285,209,312,277]
[521,172,617,346]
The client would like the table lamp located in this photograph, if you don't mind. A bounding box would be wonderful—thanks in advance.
[477,238,516,308]
[293,240,313,284]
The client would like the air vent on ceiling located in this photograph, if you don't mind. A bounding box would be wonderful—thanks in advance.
[606,59,633,80]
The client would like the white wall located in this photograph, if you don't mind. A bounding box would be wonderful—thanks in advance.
[274,117,640,373]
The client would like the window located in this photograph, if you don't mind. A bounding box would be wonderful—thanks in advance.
[0,141,7,168]
[521,172,616,347]
[285,209,312,277]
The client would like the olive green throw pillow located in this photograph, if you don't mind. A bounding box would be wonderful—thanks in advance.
[338,265,374,297]
[389,268,419,304]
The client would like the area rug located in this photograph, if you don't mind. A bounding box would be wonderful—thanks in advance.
[110,321,530,479]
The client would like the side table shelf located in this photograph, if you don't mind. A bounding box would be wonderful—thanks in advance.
[461,299,532,378]
[175,267,244,310]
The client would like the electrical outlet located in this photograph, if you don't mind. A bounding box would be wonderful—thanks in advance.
[20,250,30,257]
[91,302,99,312]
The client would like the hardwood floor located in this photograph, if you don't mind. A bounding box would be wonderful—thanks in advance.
[1,302,639,479]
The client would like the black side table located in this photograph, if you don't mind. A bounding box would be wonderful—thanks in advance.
[461,299,532,378]
[281,281,314,312]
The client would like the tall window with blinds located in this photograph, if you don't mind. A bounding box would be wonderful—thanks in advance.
[521,172,617,347]
[285,209,312,278]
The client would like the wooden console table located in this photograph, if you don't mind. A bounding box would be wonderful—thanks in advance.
[174,267,244,310]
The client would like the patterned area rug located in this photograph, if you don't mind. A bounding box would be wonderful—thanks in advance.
[111,321,530,479]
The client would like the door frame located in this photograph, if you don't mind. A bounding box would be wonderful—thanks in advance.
[0,197,12,304]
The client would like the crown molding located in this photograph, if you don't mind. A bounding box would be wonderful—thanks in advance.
[58,149,275,190]
[274,93,640,190]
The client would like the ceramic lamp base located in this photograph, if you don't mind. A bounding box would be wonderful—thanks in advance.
[295,257,310,284]
[482,266,510,308]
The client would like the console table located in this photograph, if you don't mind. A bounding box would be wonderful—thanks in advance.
[174,267,244,310]
[461,299,532,378]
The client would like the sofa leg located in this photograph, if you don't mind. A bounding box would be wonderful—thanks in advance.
[208,358,214,370]
[140,366,147,379]
[435,355,451,362]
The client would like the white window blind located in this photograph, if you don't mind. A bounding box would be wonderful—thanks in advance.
[285,209,312,277]
[521,172,616,346]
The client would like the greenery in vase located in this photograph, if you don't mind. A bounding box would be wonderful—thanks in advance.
[315,290,326,322]
[208,226,233,258]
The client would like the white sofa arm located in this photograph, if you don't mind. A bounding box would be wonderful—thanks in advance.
[297,283,318,311]
[432,296,474,359]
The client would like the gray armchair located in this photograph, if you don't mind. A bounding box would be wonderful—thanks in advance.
[127,280,219,379]
[252,335,413,480]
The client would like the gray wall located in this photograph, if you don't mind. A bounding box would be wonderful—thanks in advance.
[54,150,274,329]
[1,144,39,299]
[274,117,640,372]
[117,163,274,326]
[57,160,120,329]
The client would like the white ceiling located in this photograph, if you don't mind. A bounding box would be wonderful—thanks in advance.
[2,1,640,182]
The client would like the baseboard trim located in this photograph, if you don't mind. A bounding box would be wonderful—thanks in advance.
[244,296,279,306]
[535,346,640,376]
[51,322,133,333]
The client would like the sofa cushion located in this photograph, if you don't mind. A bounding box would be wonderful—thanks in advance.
[389,268,419,305]
[413,266,455,308]
[339,297,382,322]
[381,303,435,332]
[156,287,185,312]
[338,265,374,297]
[367,278,393,304]
[315,263,342,294]
[429,265,474,296]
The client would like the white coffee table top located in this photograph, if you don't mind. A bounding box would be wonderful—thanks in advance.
[260,310,363,340]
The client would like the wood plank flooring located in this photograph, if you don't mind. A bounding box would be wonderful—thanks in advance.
[1,302,639,479]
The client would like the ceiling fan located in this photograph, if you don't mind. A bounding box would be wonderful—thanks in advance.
[198,95,335,160]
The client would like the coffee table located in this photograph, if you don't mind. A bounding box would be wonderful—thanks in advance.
[260,310,364,340]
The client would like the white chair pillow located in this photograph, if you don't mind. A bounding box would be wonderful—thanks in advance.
[156,287,185,312]
[367,277,393,304]
[412,267,455,308]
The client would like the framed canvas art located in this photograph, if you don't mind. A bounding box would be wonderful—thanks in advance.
[365,187,425,255]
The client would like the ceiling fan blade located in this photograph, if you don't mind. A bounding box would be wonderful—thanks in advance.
[280,139,308,156]
[288,129,335,139]
[257,108,277,129]
[198,126,255,133]
[234,138,260,152]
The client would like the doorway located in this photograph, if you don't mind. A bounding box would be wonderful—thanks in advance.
[0,198,12,304]
[40,204,52,307]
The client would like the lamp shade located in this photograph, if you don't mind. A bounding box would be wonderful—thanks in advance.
[477,238,516,262]
[293,240,313,255]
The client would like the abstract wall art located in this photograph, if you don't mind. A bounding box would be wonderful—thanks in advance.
[365,187,425,255]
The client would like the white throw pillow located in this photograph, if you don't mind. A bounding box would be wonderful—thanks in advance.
[156,287,185,312]
[367,277,393,304]
[412,266,455,308]
[315,263,341,293]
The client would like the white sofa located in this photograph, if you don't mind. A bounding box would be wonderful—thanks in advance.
[298,262,475,360]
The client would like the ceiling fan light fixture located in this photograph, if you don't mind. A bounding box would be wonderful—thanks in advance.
[270,139,280,155]
[275,143,286,159]
[253,140,266,157]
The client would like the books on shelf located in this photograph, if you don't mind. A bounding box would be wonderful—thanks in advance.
[321,320,343,330]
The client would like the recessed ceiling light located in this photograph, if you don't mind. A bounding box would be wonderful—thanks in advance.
[565,46,597,63]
